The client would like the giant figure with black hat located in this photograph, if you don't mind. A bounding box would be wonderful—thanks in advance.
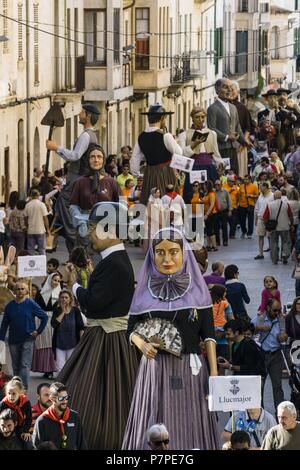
[276,88,299,154]
[130,104,183,205]
[257,90,281,152]
[46,103,100,252]
[57,201,140,450]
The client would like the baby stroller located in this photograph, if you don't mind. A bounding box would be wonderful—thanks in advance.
[289,340,300,416]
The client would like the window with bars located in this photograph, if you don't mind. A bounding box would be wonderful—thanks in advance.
[2,0,8,53]
[18,3,23,60]
[238,0,248,12]
[84,9,106,65]
[34,3,39,84]
[135,8,149,70]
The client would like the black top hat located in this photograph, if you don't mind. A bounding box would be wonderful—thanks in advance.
[276,88,292,96]
[141,104,174,116]
[261,90,278,98]
[82,103,101,115]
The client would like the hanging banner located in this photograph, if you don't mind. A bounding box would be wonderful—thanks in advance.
[18,255,47,278]
[208,375,262,412]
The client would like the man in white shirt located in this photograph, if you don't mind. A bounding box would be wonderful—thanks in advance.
[24,189,49,255]
[161,184,186,230]
[254,182,274,259]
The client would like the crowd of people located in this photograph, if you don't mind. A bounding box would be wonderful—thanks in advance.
[1,78,300,451]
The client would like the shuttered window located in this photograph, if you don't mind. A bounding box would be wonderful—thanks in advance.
[2,0,8,53]
[18,3,23,60]
[34,3,39,84]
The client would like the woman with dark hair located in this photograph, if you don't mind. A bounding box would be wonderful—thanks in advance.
[70,144,121,247]
[122,227,220,450]
[51,290,84,372]
[203,180,218,251]
[6,192,19,219]
[63,247,93,290]
[185,181,204,234]
[8,200,27,255]
[286,297,300,341]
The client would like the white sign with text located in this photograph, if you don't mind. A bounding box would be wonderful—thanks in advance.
[170,154,194,173]
[208,375,261,412]
[190,170,207,184]
[223,158,231,170]
[18,255,47,278]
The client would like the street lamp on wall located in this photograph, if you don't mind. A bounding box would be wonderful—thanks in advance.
[0,35,8,43]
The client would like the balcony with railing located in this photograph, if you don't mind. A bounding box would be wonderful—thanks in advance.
[170,54,192,84]
[53,56,85,93]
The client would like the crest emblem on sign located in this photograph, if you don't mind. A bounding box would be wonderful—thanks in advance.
[229,378,240,395]
[29,260,36,268]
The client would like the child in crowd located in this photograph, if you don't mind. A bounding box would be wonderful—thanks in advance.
[0,376,32,442]
[224,264,251,321]
[210,284,234,365]
[258,276,281,315]
[63,247,93,290]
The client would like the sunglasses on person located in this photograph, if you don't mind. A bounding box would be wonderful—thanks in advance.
[57,395,70,402]
[271,308,281,313]
[152,439,170,446]
[193,184,199,187]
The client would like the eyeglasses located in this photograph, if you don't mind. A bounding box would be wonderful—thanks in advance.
[152,439,169,446]
[16,288,26,291]
[193,184,199,187]
[57,395,70,402]
[271,309,281,313]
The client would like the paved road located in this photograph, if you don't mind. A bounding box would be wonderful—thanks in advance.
[2,230,294,441]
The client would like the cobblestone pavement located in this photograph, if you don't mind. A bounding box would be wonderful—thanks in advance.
[3,230,295,444]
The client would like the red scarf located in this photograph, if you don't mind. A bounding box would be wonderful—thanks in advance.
[3,394,29,426]
[43,405,70,437]
[166,191,178,200]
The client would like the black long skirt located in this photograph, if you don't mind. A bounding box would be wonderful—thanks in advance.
[58,327,140,450]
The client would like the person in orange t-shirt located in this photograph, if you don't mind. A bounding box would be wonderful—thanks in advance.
[210,284,234,366]
[203,180,218,251]
[223,176,239,239]
[237,175,259,239]
[122,179,135,208]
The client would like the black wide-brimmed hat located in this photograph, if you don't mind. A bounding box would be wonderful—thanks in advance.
[141,104,174,116]
[277,87,292,95]
[261,90,278,98]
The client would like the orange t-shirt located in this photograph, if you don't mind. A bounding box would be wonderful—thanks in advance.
[203,191,217,215]
[191,193,201,215]
[238,183,259,208]
[223,184,239,209]
[122,188,134,208]
[213,299,229,327]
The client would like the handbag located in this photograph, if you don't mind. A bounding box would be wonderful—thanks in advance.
[265,201,282,232]
[133,317,183,357]
[292,264,300,280]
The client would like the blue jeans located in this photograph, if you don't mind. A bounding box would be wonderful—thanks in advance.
[9,339,35,389]
[27,233,46,255]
